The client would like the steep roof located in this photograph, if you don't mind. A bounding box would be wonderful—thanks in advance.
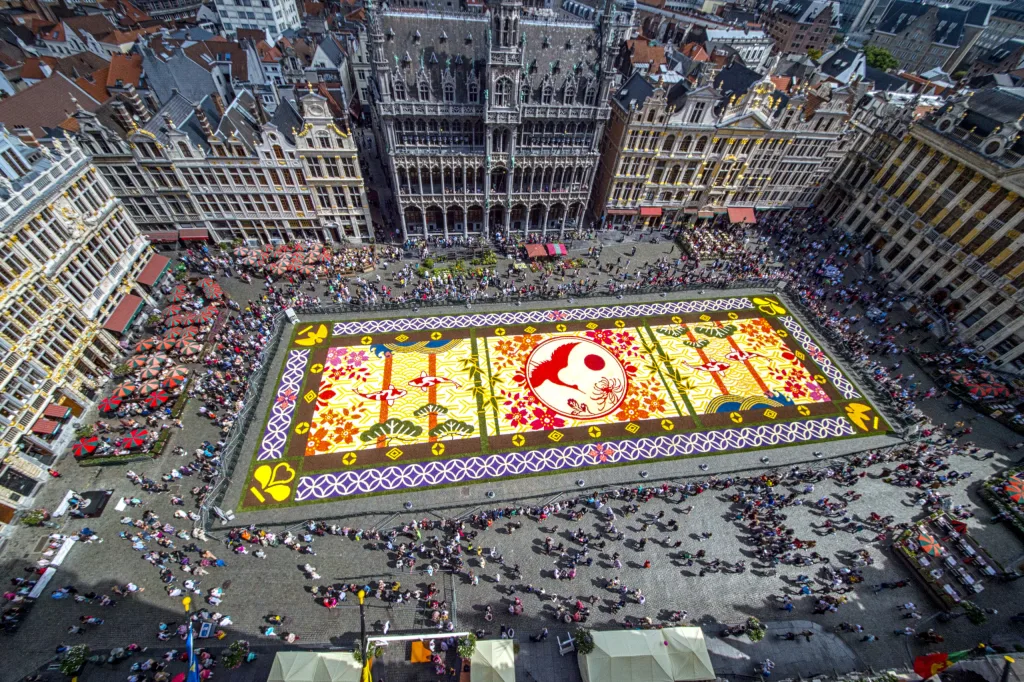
[625,38,667,72]
[714,62,761,99]
[772,0,839,24]
[979,39,1024,66]
[0,72,103,136]
[107,53,142,88]
[874,1,989,47]
[75,67,110,101]
[613,71,655,110]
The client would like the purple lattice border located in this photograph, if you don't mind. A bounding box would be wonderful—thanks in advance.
[257,349,309,461]
[294,416,856,501]
[331,298,755,336]
[777,316,860,400]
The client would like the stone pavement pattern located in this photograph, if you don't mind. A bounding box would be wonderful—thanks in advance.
[4,232,1024,682]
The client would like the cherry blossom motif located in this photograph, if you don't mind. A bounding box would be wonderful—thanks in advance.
[275,390,297,408]
[529,407,565,431]
[804,381,829,402]
[586,329,614,345]
[589,444,614,462]
[505,407,530,428]
[346,350,369,368]
[616,398,650,422]
[326,347,350,365]
[547,310,566,321]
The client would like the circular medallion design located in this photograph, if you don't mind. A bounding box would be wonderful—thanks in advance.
[525,337,627,420]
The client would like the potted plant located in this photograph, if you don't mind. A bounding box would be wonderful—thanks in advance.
[220,640,251,669]
[573,627,595,655]
[745,617,766,642]
[457,633,477,659]
[21,508,50,527]
[60,644,89,676]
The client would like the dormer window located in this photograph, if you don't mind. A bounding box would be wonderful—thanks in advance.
[443,82,454,102]
[419,81,430,100]
[394,80,406,100]
[541,83,553,104]
[468,81,479,103]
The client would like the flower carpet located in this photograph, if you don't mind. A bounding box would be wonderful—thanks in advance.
[240,297,890,509]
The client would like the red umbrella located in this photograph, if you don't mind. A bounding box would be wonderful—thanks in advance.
[181,326,200,338]
[98,396,122,413]
[270,265,288,277]
[232,247,250,257]
[167,285,189,303]
[127,356,149,370]
[299,264,315,276]
[138,366,162,380]
[112,384,136,399]
[304,252,321,264]
[196,307,218,323]
[134,338,158,353]
[242,255,264,267]
[1005,478,1024,504]
[118,429,148,449]
[162,373,185,389]
[144,390,169,408]
[166,314,188,327]
[177,340,202,356]
[161,304,183,318]
[164,327,187,339]
[72,435,99,458]
[155,338,177,352]
[150,353,170,365]
[138,379,162,395]
[198,277,217,289]
[144,356,164,369]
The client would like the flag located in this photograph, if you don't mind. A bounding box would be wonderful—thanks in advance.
[186,618,201,682]
[914,652,950,678]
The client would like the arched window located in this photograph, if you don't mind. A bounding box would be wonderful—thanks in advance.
[663,134,675,152]
[494,78,511,107]
[394,80,406,100]
[177,141,192,158]
[273,145,285,160]
[541,84,553,104]
[468,81,479,103]
[585,83,596,105]
[694,136,708,152]
[443,82,454,102]
[419,81,430,100]
[564,83,575,103]
[679,135,692,152]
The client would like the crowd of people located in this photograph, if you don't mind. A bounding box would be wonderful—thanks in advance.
[6,207,1024,681]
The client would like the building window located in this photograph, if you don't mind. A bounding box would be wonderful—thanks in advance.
[541,84,553,104]
[978,320,1005,341]
[494,78,511,107]
[468,81,478,103]
[688,102,706,123]
[443,82,454,102]
[959,310,986,328]
[394,80,406,100]
[418,81,430,100]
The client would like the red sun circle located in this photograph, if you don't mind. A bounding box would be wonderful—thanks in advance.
[584,354,605,371]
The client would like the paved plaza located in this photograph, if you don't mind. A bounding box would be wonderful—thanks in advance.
[3,233,1024,682]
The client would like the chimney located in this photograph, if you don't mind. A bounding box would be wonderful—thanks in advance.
[212,93,226,117]
[194,103,214,138]
[146,91,161,112]
[15,126,38,148]
[40,61,52,78]
[125,83,150,122]
[162,113,176,129]
[111,100,134,129]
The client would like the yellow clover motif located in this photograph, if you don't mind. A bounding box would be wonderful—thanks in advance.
[309,363,324,374]
[588,426,602,438]
[728,312,739,320]
[614,320,625,328]
[797,405,811,416]
[341,452,357,465]
[431,443,446,456]
[494,328,506,336]
[431,331,443,340]
[555,324,567,332]
[814,374,826,384]
[586,322,598,330]
[752,297,786,316]
[671,316,682,324]
[729,412,743,424]
[661,419,674,431]
[764,409,777,419]
[294,421,310,434]
[250,462,295,504]
[776,329,788,338]
[511,434,525,446]
[361,335,373,345]
[395,334,409,342]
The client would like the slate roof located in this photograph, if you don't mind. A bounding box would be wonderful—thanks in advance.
[979,39,1024,66]
[993,0,1024,23]
[269,95,303,143]
[772,0,839,24]
[874,0,989,47]
[612,71,655,110]
[142,89,261,150]
[714,62,761,99]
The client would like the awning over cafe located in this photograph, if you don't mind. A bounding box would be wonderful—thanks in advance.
[727,207,757,224]
[144,230,179,243]
[135,253,170,287]
[639,207,663,217]
[524,244,547,258]
[178,228,209,241]
[103,294,144,334]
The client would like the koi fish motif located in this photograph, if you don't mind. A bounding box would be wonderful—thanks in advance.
[407,371,461,391]
[685,360,731,373]
[353,384,407,406]
[725,349,764,363]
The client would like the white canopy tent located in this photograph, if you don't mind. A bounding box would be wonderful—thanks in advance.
[578,627,715,682]
[267,651,363,682]
[470,639,516,682]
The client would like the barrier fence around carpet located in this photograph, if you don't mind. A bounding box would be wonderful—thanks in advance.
[195,277,912,530]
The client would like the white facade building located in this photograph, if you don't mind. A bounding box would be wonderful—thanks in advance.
[215,0,301,39]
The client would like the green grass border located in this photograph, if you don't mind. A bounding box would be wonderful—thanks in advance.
[237,297,891,511]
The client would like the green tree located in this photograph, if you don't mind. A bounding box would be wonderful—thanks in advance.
[429,419,475,440]
[360,418,423,445]
[807,48,822,61]
[865,45,898,70]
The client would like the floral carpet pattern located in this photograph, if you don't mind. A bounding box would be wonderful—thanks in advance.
[241,298,889,509]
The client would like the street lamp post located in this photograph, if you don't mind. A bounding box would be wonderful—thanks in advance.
[358,589,371,682]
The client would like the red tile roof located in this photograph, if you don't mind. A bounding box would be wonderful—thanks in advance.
[0,73,103,137]
[76,67,110,101]
[681,42,709,62]
[19,56,58,80]
[106,53,142,88]
[626,38,667,72]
